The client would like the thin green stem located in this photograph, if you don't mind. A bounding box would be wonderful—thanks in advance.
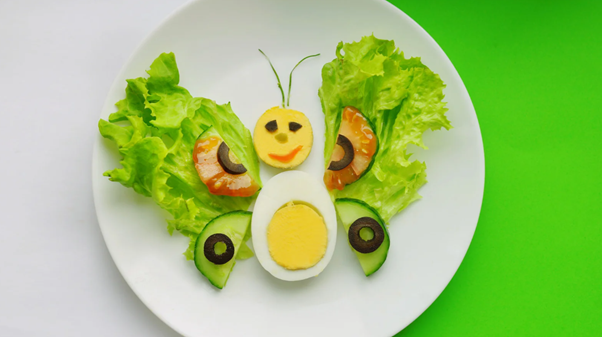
[287,53,320,107]
[258,49,285,107]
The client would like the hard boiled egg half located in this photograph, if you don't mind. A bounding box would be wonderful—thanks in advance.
[252,170,337,281]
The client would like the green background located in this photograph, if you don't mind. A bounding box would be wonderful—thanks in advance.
[387,1,602,336]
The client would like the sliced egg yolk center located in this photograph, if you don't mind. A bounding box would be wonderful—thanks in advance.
[267,202,327,270]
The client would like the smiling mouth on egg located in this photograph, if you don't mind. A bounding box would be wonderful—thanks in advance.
[268,145,303,163]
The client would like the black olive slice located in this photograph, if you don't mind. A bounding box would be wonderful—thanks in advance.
[204,233,235,265]
[289,122,302,132]
[327,134,354,171]
[265,120,278,132]
[348,217,384,254]
[217,142,247,175]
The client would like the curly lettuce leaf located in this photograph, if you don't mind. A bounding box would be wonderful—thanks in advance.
[145,53,203,131]
[108,78,150,123]
[99,52,257,259]
[319,35,451,222]
[196,99,261,185]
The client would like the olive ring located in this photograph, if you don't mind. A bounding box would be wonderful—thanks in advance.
[204,233,235,264]
[348,217,384,254]
[217,142,247,175]
[328,134,354,171]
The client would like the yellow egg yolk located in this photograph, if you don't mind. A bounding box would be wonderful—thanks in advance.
[267,202,327,270]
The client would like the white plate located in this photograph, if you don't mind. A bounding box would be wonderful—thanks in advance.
[92,0,484,336]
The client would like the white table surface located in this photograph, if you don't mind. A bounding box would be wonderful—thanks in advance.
[0,1,186,335]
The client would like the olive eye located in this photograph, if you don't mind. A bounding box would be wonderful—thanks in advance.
[265,120,278,132]
[289,122,302,132]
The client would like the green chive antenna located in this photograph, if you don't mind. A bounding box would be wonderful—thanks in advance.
[259,50,320,107]
[287,53,320,107]
[259,49,286,107]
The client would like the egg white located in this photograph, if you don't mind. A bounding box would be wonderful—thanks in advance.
[251,170,337,281]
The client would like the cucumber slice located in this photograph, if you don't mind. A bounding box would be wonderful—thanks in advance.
[334,198,390,276]
[194,211,252,289]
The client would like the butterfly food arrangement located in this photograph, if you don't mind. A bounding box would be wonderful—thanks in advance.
[98,35,452,289]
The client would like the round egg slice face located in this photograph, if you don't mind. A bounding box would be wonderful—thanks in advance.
[252,170,337,281]
[253,107,313,169]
